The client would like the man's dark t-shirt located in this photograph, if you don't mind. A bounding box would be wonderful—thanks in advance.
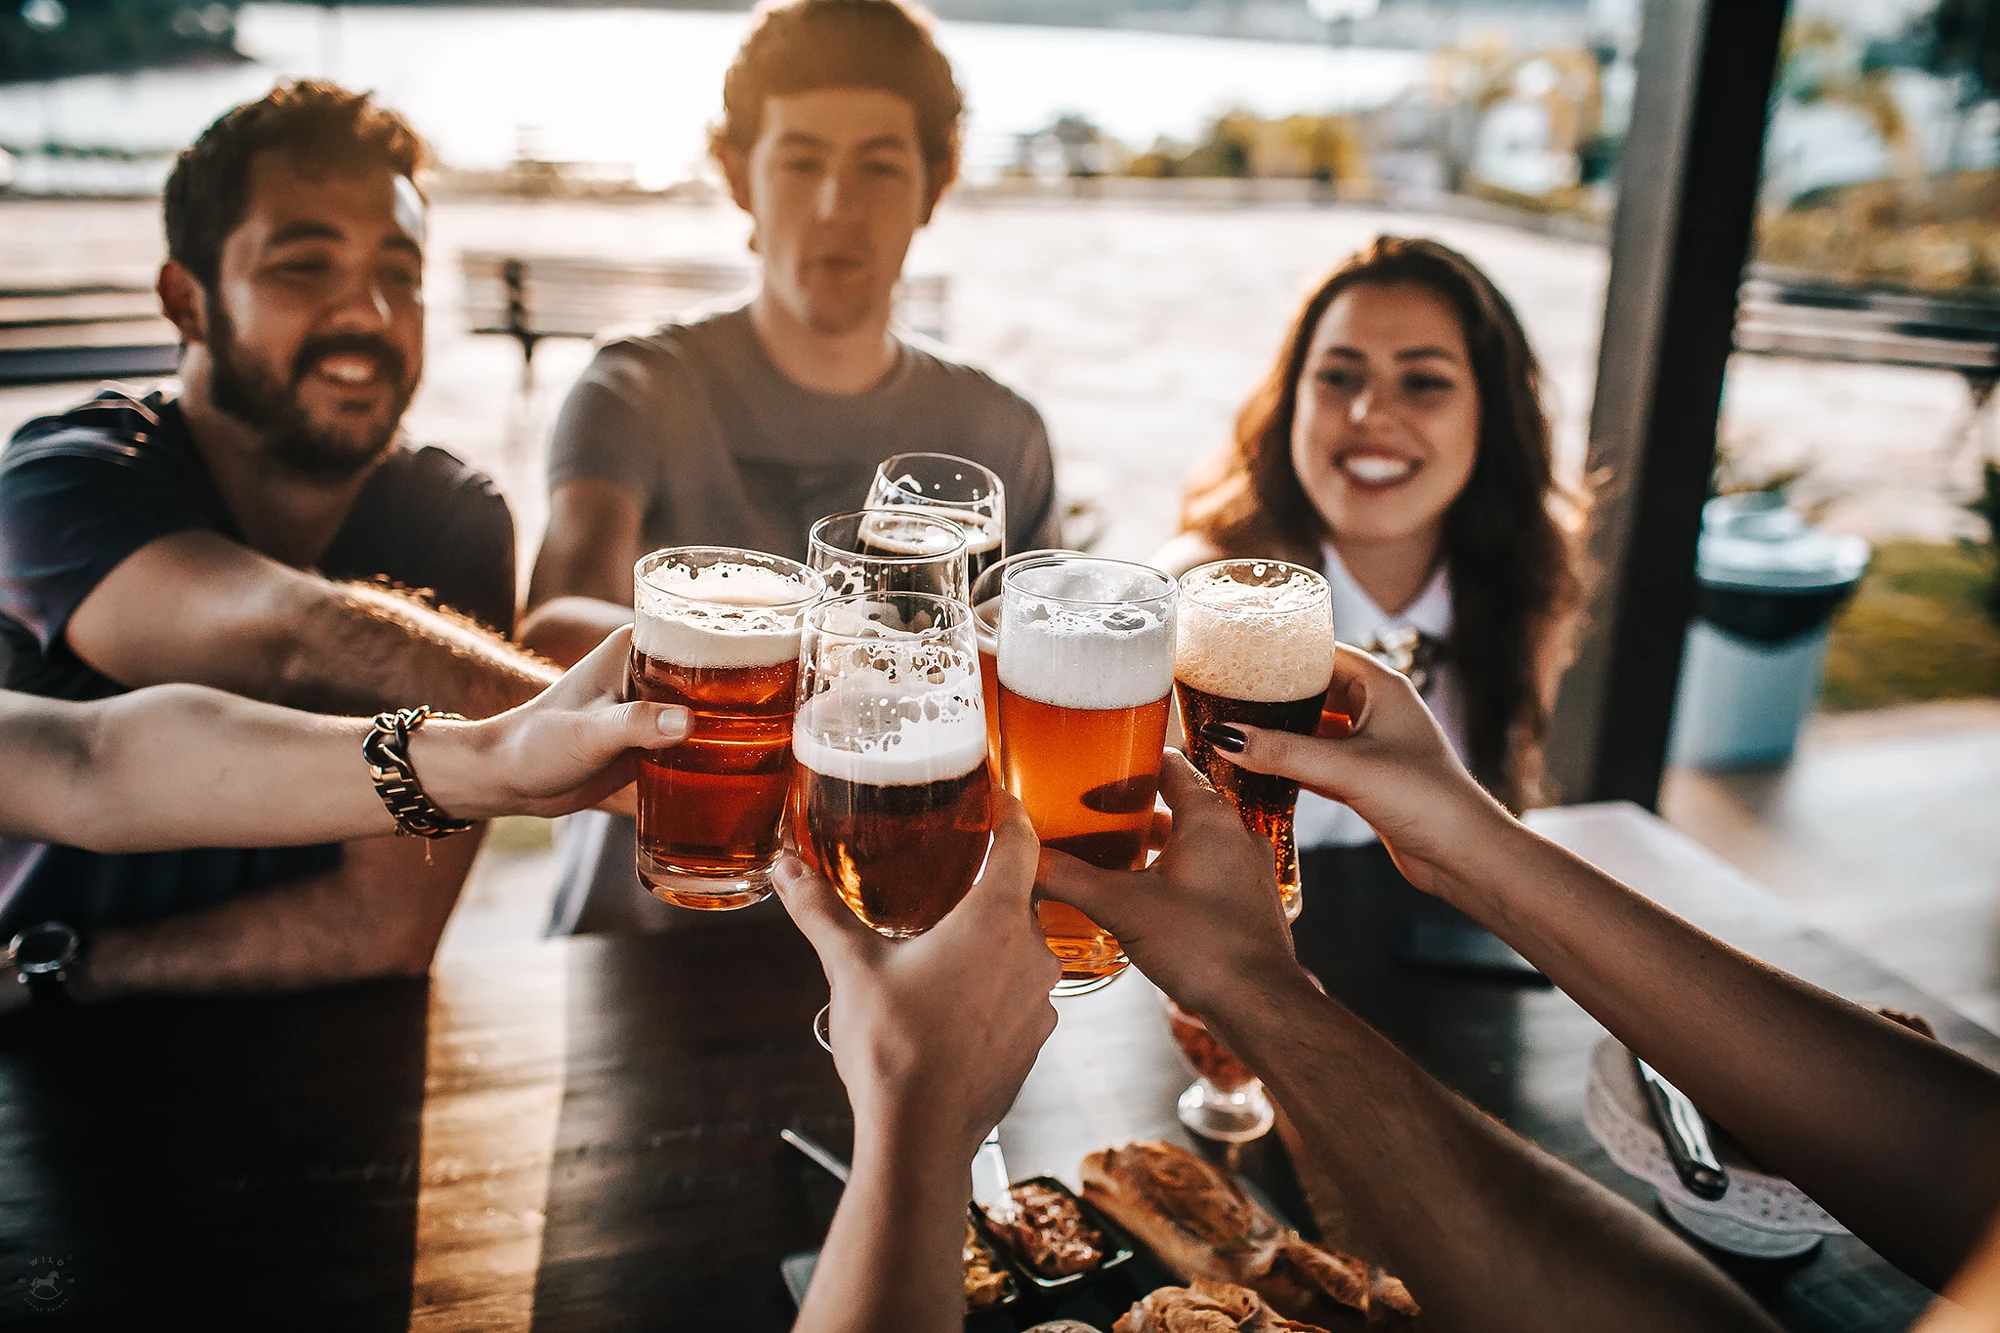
[0,388,516,933]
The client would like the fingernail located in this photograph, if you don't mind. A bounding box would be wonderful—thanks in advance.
[659,707,690,737]
[1199,723,1246,753]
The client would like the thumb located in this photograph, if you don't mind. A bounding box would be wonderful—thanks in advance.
[580,699,689,756]
[772,850,875,971]
[1220,724,1353,803]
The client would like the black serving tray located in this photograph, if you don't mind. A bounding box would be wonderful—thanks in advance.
[973,1176,1138,1292]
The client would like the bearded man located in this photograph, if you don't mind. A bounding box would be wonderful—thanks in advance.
[0,82,559,1001]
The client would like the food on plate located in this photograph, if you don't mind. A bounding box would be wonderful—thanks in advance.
[1083,1141,1418,1328]
[983,1181,1106,1277]
[1113,1279,1331,1332]
[963,1220,1012,1310]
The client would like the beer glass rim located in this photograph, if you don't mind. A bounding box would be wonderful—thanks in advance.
[1178,557,1331,610]
[804,589,972,640]
[873,451,1005,503]
[632,545,824,612]
[1000,552,1177,607]
[808,508,972,567]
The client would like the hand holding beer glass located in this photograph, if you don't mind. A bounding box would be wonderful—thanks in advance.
[794,592,996,1044]
[1175,559,1335,922]
[631,547,823,910]
[866,451,1007,586]
[996,554,1177,995]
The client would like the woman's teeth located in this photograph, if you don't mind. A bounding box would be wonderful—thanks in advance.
[1340,455,1418,485]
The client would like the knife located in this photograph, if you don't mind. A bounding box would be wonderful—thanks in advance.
[1634,1056,1729,1201]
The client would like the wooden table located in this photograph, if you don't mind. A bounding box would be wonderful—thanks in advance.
[0,803,1991,1330]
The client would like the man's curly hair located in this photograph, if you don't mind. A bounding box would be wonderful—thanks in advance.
[164,80,427,290]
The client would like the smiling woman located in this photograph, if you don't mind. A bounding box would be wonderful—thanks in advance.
[1162,235,1589,827]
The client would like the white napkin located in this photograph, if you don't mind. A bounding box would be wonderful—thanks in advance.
[1583,1036,1847,1258]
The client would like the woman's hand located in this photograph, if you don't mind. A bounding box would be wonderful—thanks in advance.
[1211,644,1513,897]
[417,626,688,820]
[775,792,1061,1163]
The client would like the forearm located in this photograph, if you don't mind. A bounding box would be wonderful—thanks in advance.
[519,596,634,669]
[1211,972,1776,1333]
[795,1117,971,1333]
[75,830,479,1000]
[273,580,557,719]
[1439,814,2000,1286]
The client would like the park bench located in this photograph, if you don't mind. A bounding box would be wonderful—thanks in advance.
[1734,267,2000,466]
[460,252,950,376]
[0,282,179,387]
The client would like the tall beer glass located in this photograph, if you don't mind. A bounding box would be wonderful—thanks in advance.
[970,550,1058,782]
[1176,559,1335,923]
[997,554,1176,994]
[807,509,970,602]
[867,452,1007,586]
[794,593,994,936]
[631,547,823,909]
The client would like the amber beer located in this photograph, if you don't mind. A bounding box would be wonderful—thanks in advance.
[631,547,822,909]
[795,700,993,936]
[997,555,1177,993]
[793,592,995,936]
[1174,560,1336,921]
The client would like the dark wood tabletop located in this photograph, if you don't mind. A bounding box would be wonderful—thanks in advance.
[0,802,1991,1331]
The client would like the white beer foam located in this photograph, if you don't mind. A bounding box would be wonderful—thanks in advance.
[793,684,988,785]
[997,562,1174,711]
[1176,564,1336,702]
[634,562,809,669]
[852,510,965,557]
[908,506,1003,554]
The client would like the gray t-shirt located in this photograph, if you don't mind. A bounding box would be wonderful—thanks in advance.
[547,303,1061,561]
[543,303,1060,936]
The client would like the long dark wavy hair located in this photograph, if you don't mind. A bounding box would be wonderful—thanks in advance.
[1181,235,1587,810]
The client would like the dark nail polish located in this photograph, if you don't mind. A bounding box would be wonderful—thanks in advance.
[1199,722,1247,753]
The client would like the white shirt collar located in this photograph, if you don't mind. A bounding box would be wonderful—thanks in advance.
[1320,542,1452,645]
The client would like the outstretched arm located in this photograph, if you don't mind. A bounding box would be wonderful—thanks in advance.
[67,530,558,718]
[0,628,685,851]
[522,477,645,667]
[774,795,1060,1333]
[1216,647,2000,1290]
[1038,756,1780,1333]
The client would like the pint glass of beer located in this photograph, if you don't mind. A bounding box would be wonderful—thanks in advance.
[1175,559,1336,922]
[970,550,1058,782]
[793,592,994,937]
[631,547,823,910]
[996,554,1176,994]
[867,452,1007,586]
[807,509,969,602]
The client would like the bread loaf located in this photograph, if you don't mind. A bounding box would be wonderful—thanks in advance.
[1083,1142,1418,1330]
[1113,1279,1331,1333]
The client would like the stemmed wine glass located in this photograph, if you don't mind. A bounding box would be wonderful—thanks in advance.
[793,592,994,1048]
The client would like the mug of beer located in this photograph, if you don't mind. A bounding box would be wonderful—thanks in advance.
[631,547,823,910]
[1175,559,1336,922]
[867,452,1007,586]
[793,592,994,937]
[996,554,1176,994]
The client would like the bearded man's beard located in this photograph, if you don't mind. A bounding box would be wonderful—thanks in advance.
[206,298,414,482]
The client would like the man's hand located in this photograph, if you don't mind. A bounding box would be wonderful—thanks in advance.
[1035,752,1298,1019]
[775,793,1060,1163]
[415,627,688,821]
[1214,644,1513,897]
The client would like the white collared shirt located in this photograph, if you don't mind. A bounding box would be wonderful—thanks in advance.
[1298,543,1468,848]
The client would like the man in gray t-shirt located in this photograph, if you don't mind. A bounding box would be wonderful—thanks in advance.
[521,0,1060,934]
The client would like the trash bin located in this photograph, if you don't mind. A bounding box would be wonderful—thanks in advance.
[1667,492,1870,770]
